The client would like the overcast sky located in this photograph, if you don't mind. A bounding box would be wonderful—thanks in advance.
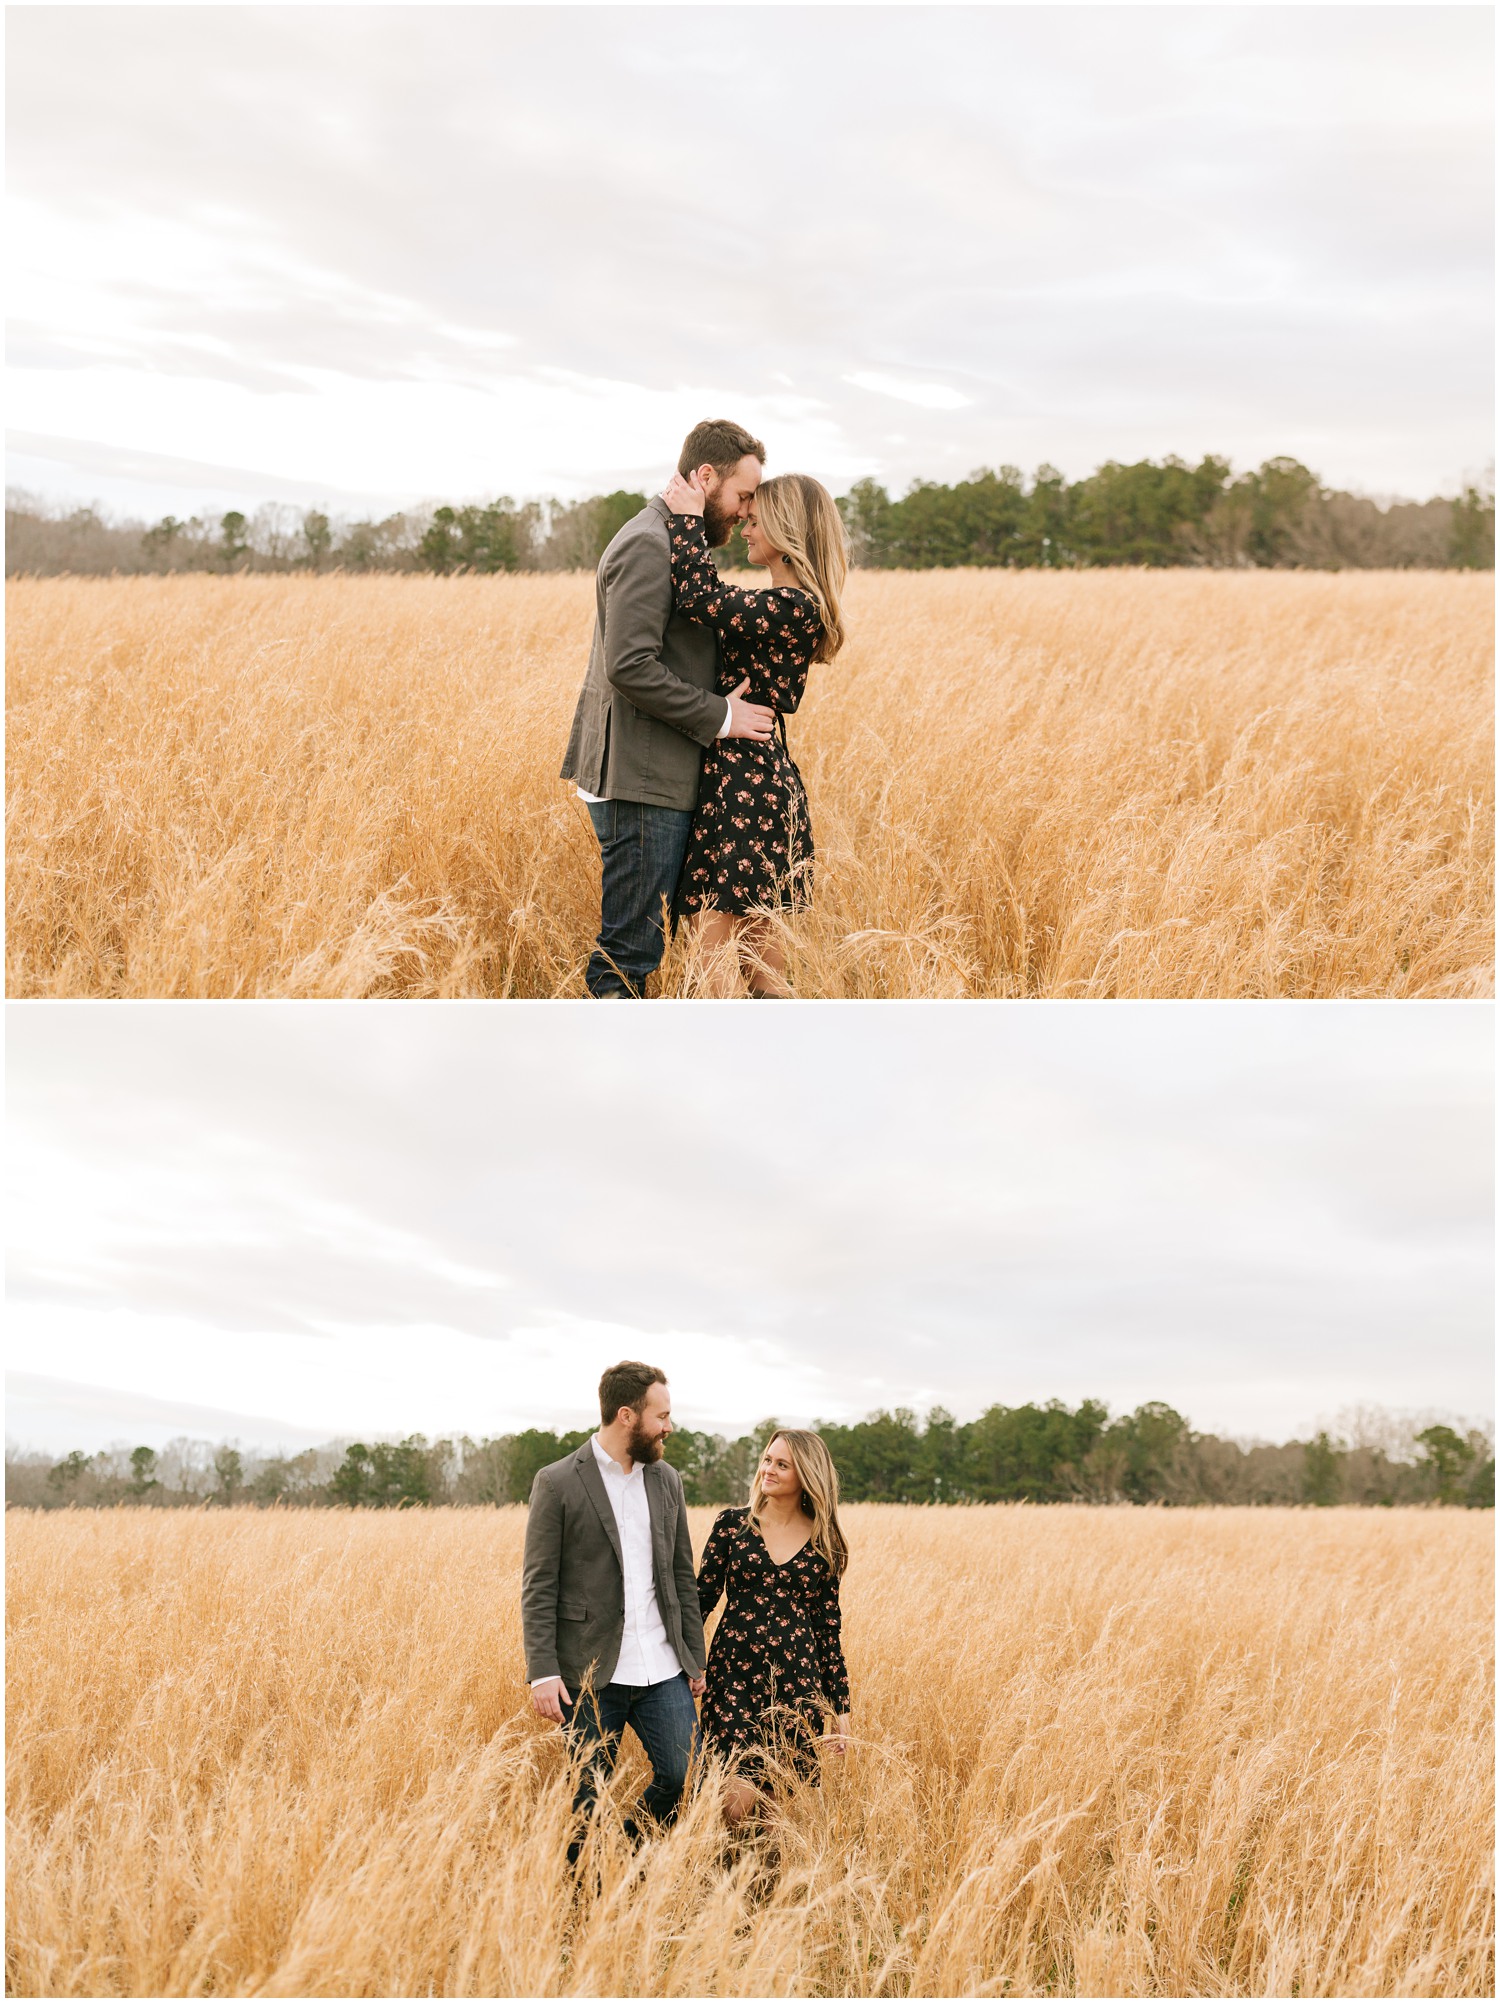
[6,1004,1491,1456]
[6,5,1493,524]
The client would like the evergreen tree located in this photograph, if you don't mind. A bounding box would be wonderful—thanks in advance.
[46,1449,91,1497]
[218,511,249,568]
[1301,1431,1341,1506]
[301,511,333,570]
[1415,1425,1476,1505]
[213,1446,244,1504]
[503,1428,591,1504]
[1449,480,1495,569]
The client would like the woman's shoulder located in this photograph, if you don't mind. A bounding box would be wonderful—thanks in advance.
[737,583,816,610]
[770,586,823,633]
[799,1539,842,1585]
[714,1505,751,1525]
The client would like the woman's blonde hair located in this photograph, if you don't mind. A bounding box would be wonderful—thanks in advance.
[753,475,850,663]
[749,1429,849,1578]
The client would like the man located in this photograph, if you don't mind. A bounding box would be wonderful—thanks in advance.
[560,419,776,997]
[522,1361,706,1859]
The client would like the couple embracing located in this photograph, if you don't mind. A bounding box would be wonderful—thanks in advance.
[560,419,850,999]
[522,1361,850,1857]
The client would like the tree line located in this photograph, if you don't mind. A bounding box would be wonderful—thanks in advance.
[6,1400,1492,1512]
[6,455,1493,578]
[842,457,1494,572]
[2,487,649,581]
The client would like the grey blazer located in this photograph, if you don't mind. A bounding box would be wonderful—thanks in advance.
[520,1442,707,1692]
[558,497,727,810]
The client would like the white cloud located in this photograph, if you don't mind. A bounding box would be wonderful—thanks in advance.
[3,1303,833,1446]
[7,348,869,510]
[4,6,1490,520]
[5,1005,1492,1452]
[845,373,972,412]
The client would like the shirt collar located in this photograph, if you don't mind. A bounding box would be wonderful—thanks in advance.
[592,1432,640,1480]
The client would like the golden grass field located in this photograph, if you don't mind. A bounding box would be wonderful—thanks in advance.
[6,1505,1493,1997]
[5,570,1492,997]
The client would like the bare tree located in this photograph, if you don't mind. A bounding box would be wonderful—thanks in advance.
[248,502,304,569]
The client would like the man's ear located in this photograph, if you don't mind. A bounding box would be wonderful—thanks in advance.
[695,463,717,489]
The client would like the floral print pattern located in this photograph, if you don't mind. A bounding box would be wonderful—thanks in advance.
[696,1506,850,1786]
[666,515,822,917]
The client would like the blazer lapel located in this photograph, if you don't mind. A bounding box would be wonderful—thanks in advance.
[575,1444,623,1568]
[646,1462,679,1582]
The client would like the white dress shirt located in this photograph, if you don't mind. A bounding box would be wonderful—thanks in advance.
[532,1434,681,1688]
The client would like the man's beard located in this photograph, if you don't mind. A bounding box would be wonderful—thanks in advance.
[702,488,735,549]
[628,1422,665,1464]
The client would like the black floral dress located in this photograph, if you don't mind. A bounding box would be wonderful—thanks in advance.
[666,514,822,917]
[696,1506,850,1786]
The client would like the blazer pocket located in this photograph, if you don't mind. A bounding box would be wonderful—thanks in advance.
[559,1601,587,1621]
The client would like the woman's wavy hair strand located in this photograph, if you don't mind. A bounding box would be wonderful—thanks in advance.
[752,475,851,664]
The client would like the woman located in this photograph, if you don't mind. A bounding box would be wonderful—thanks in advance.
[661,469,849,997]
[696,1430,852,1830]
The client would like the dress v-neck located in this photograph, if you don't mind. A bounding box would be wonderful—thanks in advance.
[755,1519,811,1568]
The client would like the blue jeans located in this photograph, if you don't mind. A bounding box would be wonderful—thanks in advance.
[563,1672,698,1851]
[585,799,693,998]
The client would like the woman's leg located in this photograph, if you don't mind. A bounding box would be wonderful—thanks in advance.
[691,910,745,998]
[741,920,790,998]
[722,1776,763,1829]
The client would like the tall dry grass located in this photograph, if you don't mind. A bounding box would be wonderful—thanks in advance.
[6,570,1492,996]
[6,1505,1492,1997]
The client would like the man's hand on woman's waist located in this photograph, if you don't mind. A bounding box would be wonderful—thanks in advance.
[723,678,775,740]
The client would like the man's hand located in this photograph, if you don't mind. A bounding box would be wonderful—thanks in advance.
[663,470,706,516]
[724,678,775,741]
[531,1676,571,1725]
[688,1674,707,1698]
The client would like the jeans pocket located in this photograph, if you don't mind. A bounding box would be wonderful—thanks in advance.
[587,799,617,847]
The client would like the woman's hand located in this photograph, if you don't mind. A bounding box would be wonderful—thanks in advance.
[825,1714,851,1755]
[663,470,707,516]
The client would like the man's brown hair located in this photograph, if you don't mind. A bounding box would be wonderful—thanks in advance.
[677,419,767,479]
[598,1360,667,1426]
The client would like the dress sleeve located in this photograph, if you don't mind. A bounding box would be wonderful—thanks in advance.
[810,1559,850,1713]
[666,514,737,625]
[665,515,822,715]
[696,1508,737,1621]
